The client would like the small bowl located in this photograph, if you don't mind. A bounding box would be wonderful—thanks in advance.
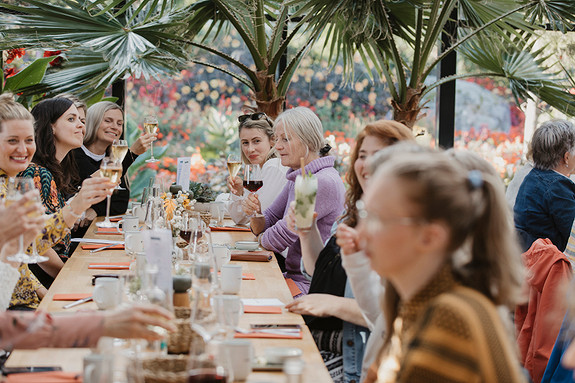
[235,241,259,251]
[264,347,303,365]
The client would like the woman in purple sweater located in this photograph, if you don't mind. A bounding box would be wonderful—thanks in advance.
[244,107,345,295]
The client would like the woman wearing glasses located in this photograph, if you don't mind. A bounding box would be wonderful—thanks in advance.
[245,107,345,295]
[227,112,288,225]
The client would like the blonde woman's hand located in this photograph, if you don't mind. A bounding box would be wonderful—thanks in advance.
[336,223,361,255]
[130,132,157,155]
[227,176,244,196]
[0,191,44,246]
[242,193,261,216]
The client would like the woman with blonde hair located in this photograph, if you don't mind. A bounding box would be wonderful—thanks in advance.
[227,112,288,225]
[73,101,156,227]
[360,151,525,382]
[244,106,346,294]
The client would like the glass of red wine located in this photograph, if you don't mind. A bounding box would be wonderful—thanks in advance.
[243,164,263,217]
[180,211,201,245]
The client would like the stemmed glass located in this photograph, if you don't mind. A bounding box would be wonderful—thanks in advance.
[5,177,47,264]
[226,153,241,201]
[144,115,159,163]
[96,157,122,228]
[111,139,128,190]
[243,164,263,217]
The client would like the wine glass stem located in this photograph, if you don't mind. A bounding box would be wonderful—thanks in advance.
[104,195,112,223]
[150,142,155,159]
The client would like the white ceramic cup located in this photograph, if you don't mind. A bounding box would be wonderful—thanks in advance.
[213,294,244,328]
[118,215,139,232]
[220,264,242,294]
[83,352,113,383]
[124,230,144,255]
[219,339,253,381]
[213,245,231,271]
[93,277,122,310]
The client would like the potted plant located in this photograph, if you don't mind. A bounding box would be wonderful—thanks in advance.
[189,181,216,213]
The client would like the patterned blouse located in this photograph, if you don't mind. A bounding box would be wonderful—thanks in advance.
[19,163,71,259]
[1,168,71,309]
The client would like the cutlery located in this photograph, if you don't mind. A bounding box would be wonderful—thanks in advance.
[63,296,93,309]
[90,243,118,253]
[71,238,124,245]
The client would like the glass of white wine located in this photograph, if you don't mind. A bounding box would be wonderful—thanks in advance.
[111,139,128,190]
[96,157,123,228]
[144,115,159,163]
[226,153,241,201]
[5,177,47,264]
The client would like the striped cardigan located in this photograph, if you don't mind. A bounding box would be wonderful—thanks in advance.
[372,266,526,383]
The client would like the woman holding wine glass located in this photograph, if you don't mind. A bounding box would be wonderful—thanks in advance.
[73,101,156,229]
[0,94,114,308]
[226,113,288,225]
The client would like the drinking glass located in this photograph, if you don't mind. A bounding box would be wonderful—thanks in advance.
[144,115,159,163]
[96,157,122,228]
[111,139,128,190]
[226,154,241,201]
[180,211,200,245]
[243,164,263,217]
[5,177,47,264]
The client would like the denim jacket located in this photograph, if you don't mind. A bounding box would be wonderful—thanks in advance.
[343,281,370,383]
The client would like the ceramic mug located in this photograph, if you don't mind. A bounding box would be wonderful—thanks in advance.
[219,340,253,381]
[220,264,242,294]
[83,352,113,383]
[118,215,139,232]
[93,277,122,310]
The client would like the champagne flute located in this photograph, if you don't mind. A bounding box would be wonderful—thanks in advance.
[144,115,159,163]
[96,157,123,228]
[226,153,241,201]
[243,164,263,217]
[5,177,47,264]
[111,139,128,190]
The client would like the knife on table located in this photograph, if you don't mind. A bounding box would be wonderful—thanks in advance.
[62,296,93,309]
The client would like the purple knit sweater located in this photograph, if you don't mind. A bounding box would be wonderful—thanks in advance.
[260,156,346,292]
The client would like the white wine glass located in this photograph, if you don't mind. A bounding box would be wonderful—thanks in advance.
[5,177,47,264]
[226,153,241,201]
[96,157,123,228]
[144,115,159,163]
[243,164,263,217]
[111,139,128,190]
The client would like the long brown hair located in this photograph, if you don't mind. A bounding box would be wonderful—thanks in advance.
[342,120,414,227]
[378,151,524,345]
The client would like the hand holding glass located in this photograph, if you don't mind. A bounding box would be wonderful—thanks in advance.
[243,164,263,217]
[111,139,128,190]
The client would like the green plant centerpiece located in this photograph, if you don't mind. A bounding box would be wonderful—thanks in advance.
[188,181,216,203]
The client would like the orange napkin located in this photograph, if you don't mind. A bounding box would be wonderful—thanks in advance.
[88,262,130,270]
[234,330,302,340]
[6,371,81,383]
[285,278,302,297]
[210,226,251,232]
[230,251,272,262]
[243,305,282,314]
[94,227,121,235]
[81,244,124,250]
[110,217,122,222]
[53,293,92,301]
[242,273,255,280]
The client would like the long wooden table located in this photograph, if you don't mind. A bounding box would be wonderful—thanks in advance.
[5,219,331,382]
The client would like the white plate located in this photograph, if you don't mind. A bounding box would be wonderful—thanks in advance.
[235,241,259,251]
[264,347,303,365]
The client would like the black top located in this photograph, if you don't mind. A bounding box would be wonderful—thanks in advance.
[303,235,347,331]
[72,147,136,216]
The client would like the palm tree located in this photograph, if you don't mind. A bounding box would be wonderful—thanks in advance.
[0,0,324,118]
[292,0,575,127]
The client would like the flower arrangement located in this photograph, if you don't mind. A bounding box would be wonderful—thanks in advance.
[161,191,196,237]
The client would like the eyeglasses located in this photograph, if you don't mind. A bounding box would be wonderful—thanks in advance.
[238,112,273,127]
[356,200,419,230]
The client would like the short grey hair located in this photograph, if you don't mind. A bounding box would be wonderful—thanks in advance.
[84,101,123,147]
[274,107,324,155]
[530,119,575,170]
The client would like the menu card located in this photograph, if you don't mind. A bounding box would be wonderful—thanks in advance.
[176,157,191,192]
[142,229,173,294]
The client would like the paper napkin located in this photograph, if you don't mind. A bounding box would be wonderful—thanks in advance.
[52,293,92,301]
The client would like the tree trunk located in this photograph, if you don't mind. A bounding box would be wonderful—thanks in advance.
[254,70,284,119]
[391,86,425,129]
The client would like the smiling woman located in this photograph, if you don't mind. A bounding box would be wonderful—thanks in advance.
[72,101,157,231]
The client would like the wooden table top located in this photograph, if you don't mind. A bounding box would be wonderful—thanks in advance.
[6,218,331,382]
